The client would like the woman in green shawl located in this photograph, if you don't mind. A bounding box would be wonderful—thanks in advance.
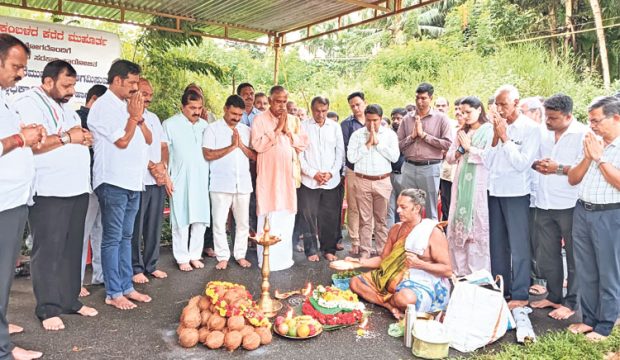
[347,189,452,319]
[445,96,494,276]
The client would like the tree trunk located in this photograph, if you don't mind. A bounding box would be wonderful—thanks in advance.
[589,0,610,90]
[548,3,557,59]
[564,0,576,52]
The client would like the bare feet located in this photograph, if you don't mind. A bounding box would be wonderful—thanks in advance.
[336,243,344,251]
[42,316,65,331]
[12,346,42,360]
[151,270,168,279]
[178,263,192,272]
[529,284,547,296]
[77,306,98,317]
[215,260,228,270]
[236,258,251,268]
[79,287,90,297]
[105,296,137,310]
[390,307,403,320]
[132,273,149,284]
[585,332,608,342]
[307,254,320,262]
[126,290,152,303]
[530,299,561,309]
[349,245,359,256]
[549,306,575,320]
[324,253,338,261]
[568,323,593,334]
[507,300,529,310]
[190,260,204,269]
[204,248,216,257]
[8,323,23,334]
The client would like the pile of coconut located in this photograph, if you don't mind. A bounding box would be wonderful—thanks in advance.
[177,284,272,352]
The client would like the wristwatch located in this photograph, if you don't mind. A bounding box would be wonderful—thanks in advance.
[60,132,71,145]
[555,164,564,175]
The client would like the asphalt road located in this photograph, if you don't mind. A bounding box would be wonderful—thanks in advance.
[7,245,571,359]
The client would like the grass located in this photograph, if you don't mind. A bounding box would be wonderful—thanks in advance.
[460,327,620,360]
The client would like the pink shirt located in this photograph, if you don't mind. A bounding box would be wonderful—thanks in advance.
[251,111,307,215]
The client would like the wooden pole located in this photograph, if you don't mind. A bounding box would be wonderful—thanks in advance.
[273,35,282,85]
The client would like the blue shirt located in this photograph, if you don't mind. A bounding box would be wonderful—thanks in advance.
[341,115,364,170]
[241,107,261,127]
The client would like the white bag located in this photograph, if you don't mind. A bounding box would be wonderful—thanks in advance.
[442,274,511,353]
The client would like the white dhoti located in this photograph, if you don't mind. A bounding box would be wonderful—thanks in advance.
[257,210,295,271]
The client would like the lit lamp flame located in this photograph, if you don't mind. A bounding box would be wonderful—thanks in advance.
[274,289,282,298]
[285,307,294,320]
[357,317,369,336]
[302,283,312,296]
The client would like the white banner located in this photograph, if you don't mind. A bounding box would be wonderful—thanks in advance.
[0,15,121,106]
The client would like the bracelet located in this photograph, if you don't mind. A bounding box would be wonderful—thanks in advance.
[136,118,145,126]
[13,133,25,148]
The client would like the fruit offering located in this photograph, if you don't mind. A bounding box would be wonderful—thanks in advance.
[176,281,272,352]
[274,314,323,339]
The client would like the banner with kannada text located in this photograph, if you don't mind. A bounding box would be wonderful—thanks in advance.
[0,15,121,106]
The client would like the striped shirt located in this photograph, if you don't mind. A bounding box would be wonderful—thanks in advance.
[578,136,620,204]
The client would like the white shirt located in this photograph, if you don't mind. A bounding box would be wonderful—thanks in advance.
[0,91,35,212]
[483,114,542,197]
[202,119,252,194]
[88,90,148,191]
[578,136,620,204]
[300,118,345,189]
[143,109,167,186]
[13,87,91,197]
[347,126,400,176]
[535,119,588,210]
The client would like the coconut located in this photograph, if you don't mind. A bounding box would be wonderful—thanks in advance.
[198,327,211,344]
[242,332,261,351]
[207,314,226,331]
[182,307,202,329]
[200,310,212,326]
[178,328,199,348]
[227,316,245,331]
[176,324,185,336]
[224,330,243,351]
[198,296,211,311]
[255,327,273,345]
[205,330,225,349]
[239,325,254,337]
[188,295,201,308]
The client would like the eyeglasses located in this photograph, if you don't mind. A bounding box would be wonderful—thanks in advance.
[589,116,610,125]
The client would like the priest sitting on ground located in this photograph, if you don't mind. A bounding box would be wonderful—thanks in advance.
[348,188,452,318]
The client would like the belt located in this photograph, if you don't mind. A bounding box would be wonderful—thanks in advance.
[577,199,620,211]
[405,159,441,166]
[355,172,391,181]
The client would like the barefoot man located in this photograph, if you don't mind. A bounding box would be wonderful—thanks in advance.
[88,60,153,310]
[0,33,44,360]
[131,78,171,283]
[529,94,587,320]
[13,60,98,330]
[567,96,620,341]
[163,89,210,272]
[348,189,452,318]
[203,95,256,270]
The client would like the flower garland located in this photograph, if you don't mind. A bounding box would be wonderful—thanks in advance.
[204,281,270,328]
[302,299,364,326]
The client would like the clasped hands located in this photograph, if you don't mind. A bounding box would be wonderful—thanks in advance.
[366,125,379,148]
[583,132,604,163]
[532,158,559,175]
[410,115,427,140]
[19,123,47,149]
[488,107,508,142]
[313,171,333,186]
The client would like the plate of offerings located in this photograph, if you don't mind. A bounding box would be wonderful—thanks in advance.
[273,314,323,339]
[302,285,366,330]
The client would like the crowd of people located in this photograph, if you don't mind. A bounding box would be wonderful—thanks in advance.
[1,32,620,359]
